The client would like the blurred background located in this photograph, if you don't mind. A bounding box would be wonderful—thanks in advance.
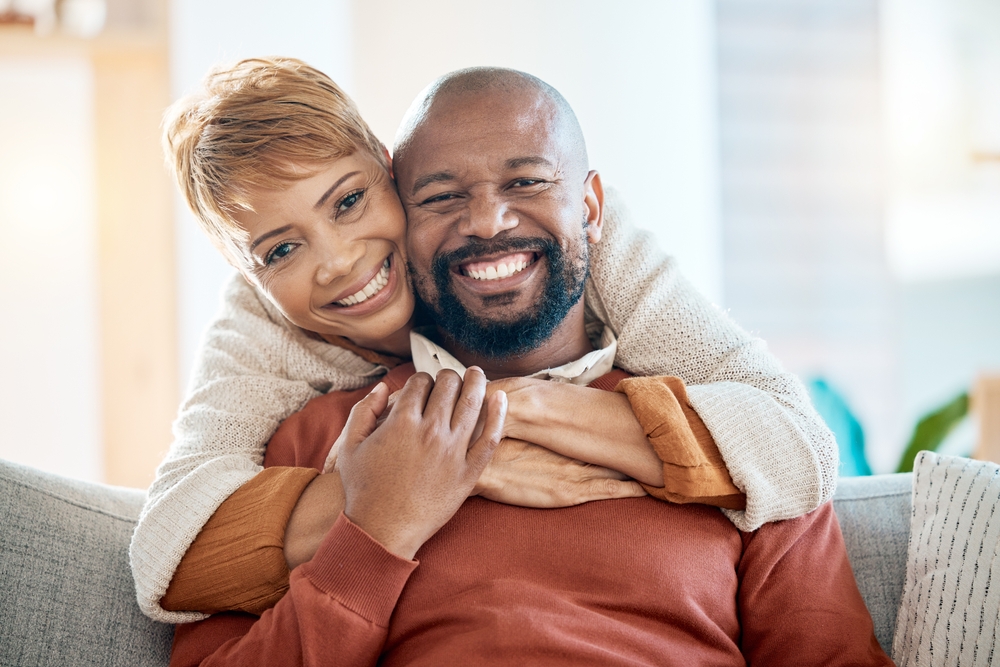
[1,0,998,488]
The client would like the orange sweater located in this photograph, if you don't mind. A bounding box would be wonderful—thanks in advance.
[169,367,890,667]
[163,369,745,615]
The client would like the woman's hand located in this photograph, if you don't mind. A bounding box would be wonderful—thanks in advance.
[486,376,665,488]
[335,368,506,560]
[474,438,646,507]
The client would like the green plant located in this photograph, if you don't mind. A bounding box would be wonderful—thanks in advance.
[896,392,969,473]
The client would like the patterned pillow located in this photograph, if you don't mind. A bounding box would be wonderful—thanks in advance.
[892,452,1000,666]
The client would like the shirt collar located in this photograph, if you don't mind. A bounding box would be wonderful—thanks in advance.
[410,326,618,387]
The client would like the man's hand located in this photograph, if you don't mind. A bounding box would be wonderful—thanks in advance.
[475,438,646,507]
[336,368,506,560]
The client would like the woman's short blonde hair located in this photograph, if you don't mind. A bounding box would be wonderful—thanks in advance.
[163,57,385,260]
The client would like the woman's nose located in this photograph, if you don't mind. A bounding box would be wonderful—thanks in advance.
[314,235,363,286]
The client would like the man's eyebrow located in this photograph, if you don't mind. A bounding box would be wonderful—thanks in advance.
[505,156,554,170]
[411,171,456,197]
[250,225,293,252]
[314,171,362,210]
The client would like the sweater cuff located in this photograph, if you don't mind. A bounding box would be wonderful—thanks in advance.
[616,376,746,511]
[161,466,319,615]
[302,512,419,627]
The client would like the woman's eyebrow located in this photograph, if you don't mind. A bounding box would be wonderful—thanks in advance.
[250,225,293,252]
[314,171,362,209]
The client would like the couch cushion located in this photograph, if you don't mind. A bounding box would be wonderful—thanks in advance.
[892,452,1000,666]
[0,458,173,667]
[833,472,913,654]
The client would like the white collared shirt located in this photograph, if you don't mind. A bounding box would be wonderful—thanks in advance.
[409,326,618,387]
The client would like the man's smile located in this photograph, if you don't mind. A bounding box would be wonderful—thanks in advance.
[450,251,544,297]
[459,252,537,281]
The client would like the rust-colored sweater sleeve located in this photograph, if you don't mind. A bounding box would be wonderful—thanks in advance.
[169,513,418,667]
[161,466,318,616]
[615,376,746,510]
[738,502,893,665]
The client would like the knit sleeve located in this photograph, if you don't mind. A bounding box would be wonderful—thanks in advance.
[130,274,387,624]
[585,189,838,531]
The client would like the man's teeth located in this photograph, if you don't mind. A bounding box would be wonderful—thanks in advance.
[463,258,531,281]
[336,260,390,306]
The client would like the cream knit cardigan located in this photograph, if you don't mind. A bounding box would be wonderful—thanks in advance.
[130,191,838,623]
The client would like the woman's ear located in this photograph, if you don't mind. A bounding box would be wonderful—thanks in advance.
[583,170,604,244]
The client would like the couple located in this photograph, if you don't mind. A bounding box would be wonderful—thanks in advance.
[133,59,890,665]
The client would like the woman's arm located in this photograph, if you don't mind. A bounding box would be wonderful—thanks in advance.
[585,188,838,530]
[131,273,387,624]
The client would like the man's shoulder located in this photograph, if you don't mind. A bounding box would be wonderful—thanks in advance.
[587,368,632,391]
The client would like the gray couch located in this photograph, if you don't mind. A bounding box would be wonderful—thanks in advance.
[0,458,912,666]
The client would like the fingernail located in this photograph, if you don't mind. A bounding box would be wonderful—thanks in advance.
[369,382,386,394]
[466,366,484,376]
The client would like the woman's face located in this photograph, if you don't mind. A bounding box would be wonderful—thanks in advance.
[231,151,415,353]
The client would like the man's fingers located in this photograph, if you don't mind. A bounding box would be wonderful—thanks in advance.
[340,383,389,449]
[392,372,435,416]
[451,367,488,434]
[465,390,507,473]
[423,369,464,422]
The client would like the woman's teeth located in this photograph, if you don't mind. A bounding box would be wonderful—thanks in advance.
[463,258,531,281]
[336,259,390,306]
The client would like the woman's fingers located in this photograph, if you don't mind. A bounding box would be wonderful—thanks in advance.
[578,478,647,502]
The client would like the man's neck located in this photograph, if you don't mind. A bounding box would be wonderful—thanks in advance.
[439,303,594,380]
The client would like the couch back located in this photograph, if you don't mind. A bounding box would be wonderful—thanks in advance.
[0,459,173,667]
[832,472,912,653]
[0,458,912,666]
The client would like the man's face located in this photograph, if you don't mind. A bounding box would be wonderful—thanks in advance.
[395,88,603,359]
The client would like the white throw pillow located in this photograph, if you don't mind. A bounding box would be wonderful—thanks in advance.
[892,452,1000,666]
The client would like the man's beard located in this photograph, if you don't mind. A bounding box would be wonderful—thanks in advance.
[413,230,590,361]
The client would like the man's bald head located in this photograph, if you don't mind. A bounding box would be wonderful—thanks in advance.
[393,67,588,176]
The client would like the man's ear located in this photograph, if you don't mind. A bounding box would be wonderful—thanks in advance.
[383,145,394,179]
[583,170,604,244]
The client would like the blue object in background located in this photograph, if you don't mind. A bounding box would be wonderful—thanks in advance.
[807,378,872,477]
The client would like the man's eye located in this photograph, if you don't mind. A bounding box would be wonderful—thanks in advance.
[512,178,541,187]
[338,189,365,212]
[422,192,458,205]
[266,242,296,265]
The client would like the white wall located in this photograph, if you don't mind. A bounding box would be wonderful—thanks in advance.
[168,0,725,392]
[169,0,354,390]
[0,57,102,481]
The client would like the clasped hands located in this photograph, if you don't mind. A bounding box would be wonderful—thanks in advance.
[329,368,646,560]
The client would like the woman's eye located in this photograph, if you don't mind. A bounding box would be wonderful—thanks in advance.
[266,242,296,265]
[338,190,365,212]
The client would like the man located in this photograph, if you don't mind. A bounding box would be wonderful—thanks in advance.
[168,68,890,666]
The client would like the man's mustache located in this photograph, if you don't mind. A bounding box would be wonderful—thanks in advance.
[432,236,558,273]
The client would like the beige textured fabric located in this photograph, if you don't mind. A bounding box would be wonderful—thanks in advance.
[129,189,837,623]
[583,191,837,532]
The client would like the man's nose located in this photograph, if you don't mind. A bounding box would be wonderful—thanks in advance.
[458,194,517,239]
